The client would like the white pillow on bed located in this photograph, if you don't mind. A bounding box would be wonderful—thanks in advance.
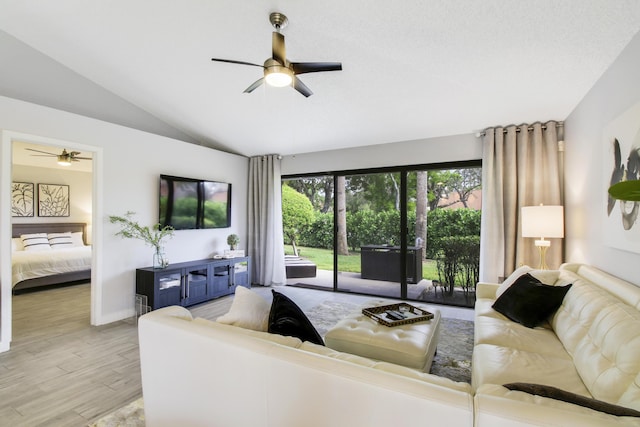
[11,237,24,251]
[20,233,51,251]
[71,231,85,247]
[48,232,73,249]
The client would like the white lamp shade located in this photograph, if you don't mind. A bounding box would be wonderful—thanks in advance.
[521,205,564,238]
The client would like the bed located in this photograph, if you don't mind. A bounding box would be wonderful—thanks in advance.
[11,222,92,293]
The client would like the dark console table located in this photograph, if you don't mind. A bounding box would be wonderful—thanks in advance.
[136,256,251,310]
[360,245,422,284]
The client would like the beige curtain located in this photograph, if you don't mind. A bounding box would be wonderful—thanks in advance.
[480,121,564,283]
[247,155,286,285]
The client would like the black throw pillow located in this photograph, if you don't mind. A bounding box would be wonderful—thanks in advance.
[268,290,324,346]
[504,383,640,417]
[492,273,572,328]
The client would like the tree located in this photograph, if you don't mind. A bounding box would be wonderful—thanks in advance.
[336,175,349,255]
[285,176,333,213]
[450,168,482,208]
[427,168,482,210]
[282,185,315,256]
[415,171,428,257]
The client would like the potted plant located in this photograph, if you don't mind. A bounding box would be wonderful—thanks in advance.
[227,233,240,250]
[109,211,175,268]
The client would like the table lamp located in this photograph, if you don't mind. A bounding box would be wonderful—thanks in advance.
[521,205,564,270]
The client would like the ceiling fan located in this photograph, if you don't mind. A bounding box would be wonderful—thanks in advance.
[211,12,342,97]
[26,148,91,166]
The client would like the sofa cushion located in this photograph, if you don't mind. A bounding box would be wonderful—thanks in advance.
[474,316,562,355]
[551,273,640,408]
[495,265,560,299]
[492,273,572,328]
[472,343,591,395]
[194,318,303,348]
[216,286,271,332]
[476,384,640,427]
[268,290,324,346]
[299,341,472,393]
[503,383,640,417]
[495,265,532,299]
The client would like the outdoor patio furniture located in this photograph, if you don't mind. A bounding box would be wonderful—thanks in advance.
[360,245,423,283]
[285,256,317,278]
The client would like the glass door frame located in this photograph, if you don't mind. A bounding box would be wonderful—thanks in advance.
[283,159,482,300]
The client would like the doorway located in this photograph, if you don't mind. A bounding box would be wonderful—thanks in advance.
[1,132,98,351]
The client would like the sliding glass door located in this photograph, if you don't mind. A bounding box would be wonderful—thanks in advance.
[336,172,403,298]
[282,162,481,308]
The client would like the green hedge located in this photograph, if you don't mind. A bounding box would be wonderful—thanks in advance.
[435,236,480,294]
[299,208,481,259]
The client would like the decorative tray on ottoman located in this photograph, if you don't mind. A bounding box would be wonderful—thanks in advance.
[362,303,434,327]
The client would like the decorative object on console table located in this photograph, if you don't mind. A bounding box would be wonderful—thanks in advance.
[227,233,240,250]
[521,204,564,270]
[11,181,34,217]
[38,183,69,217]
[109,211,174,269]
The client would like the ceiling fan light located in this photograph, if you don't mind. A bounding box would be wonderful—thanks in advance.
[57,155,72,166]
[265,67,293,87]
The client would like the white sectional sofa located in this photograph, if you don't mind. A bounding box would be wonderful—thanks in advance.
[138,263,640,426]
[138,305,474,427]
[473,263,640,427]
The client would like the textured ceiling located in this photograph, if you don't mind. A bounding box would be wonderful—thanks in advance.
[1,1,640,157]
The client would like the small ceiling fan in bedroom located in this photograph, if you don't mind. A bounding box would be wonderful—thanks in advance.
[211,12,342,97]
[26,148,91,166]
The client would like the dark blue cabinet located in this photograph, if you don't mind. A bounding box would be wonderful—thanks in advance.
[136,257,251,310]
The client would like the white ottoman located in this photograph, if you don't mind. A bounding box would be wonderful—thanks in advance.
[325,305,441,372]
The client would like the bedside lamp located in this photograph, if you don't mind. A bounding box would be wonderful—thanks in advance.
[521,205,564,270]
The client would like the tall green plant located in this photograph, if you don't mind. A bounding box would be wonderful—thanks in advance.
[282,185,315,256]
[109,211,175,251]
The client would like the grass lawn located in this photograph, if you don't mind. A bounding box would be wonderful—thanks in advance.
[285,245,439,280]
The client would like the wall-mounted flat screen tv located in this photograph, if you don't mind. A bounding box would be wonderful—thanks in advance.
[159,174,231,230]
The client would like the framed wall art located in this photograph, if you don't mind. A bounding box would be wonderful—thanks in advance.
[12,182,34,217]
[603,101,640,253]
[38,183,70,217]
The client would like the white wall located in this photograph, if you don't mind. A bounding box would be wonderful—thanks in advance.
[564,31,640,285]
[281,133,481,175]
[12,165,92,233]
[0,95,248,352]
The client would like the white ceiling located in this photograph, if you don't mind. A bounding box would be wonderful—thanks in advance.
[1,1,640,157]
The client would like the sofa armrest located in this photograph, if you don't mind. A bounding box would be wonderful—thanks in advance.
[475,384,640,427]
[141,305,194,321]
[476,282,500,299]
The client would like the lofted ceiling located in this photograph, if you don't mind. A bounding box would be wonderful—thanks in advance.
[1,1,640,157]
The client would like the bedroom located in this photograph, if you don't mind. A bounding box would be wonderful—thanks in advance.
[10,141,93,330]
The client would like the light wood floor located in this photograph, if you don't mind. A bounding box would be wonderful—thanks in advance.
[0,282,473,426]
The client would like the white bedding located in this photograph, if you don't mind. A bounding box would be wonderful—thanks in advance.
[12,246,92,287]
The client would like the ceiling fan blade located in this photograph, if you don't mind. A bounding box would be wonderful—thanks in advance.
[73,156,92,160]
[211,58,265,68]
[292,76,313,97]
[244,78,265,93]
[290,62,342,74]
[272,32,286,65]
[25,148,57,156]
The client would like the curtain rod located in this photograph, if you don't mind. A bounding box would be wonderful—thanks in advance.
[475,122,564,138]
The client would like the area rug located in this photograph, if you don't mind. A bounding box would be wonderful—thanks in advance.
[88,397,144,427]
[90,300,473,426]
